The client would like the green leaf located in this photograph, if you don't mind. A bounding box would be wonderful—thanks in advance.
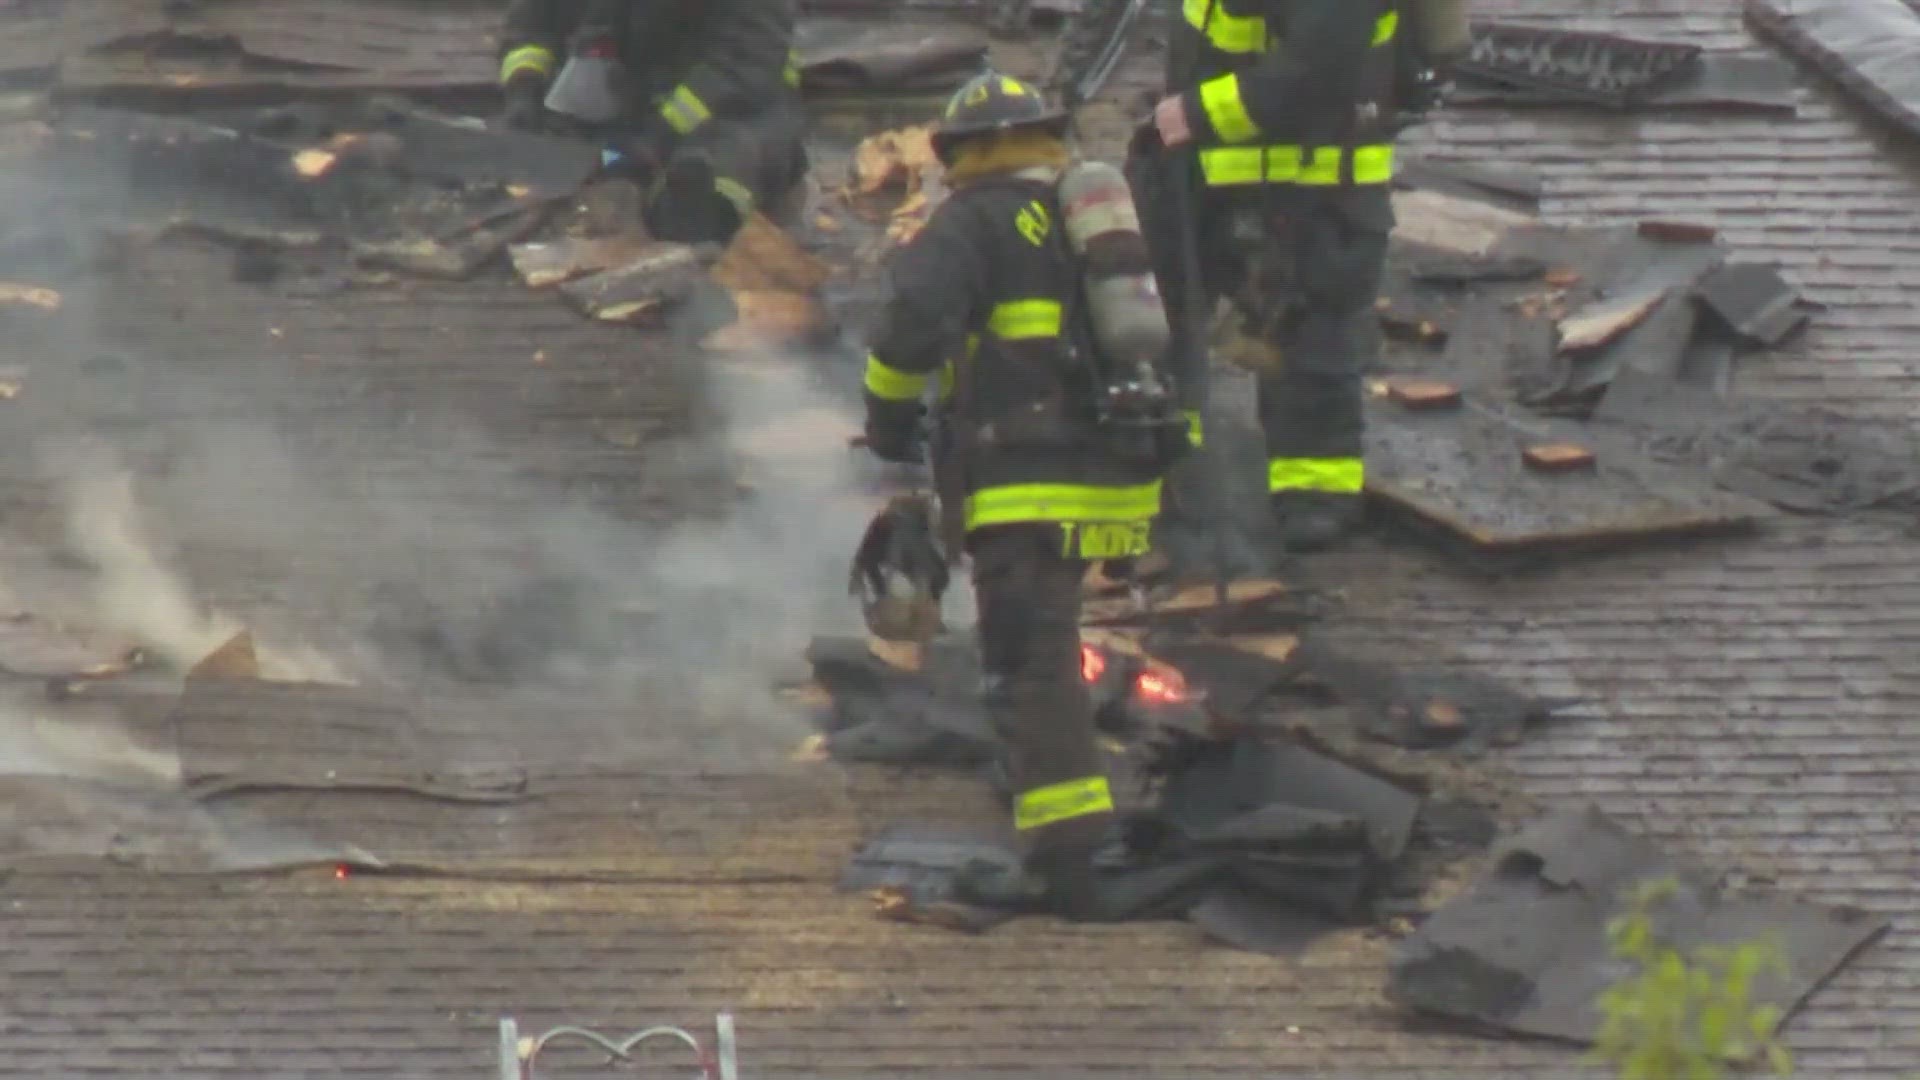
[1699,1003,1729,1051]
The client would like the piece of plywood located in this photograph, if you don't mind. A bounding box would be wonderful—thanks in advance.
[1379,377,1463,411]
[558,243,715,325]
[1390,189,1537,259]
[188,630,260,680]
[1521,443,1597,473]
[711,213,831,293]
[1364,398,1771,551]
[510,236,659,289]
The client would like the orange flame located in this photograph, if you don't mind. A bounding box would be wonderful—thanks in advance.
[1080,643,1108,683]
[1134,666,1189,705]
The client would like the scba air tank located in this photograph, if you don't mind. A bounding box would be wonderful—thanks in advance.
[1056,159,1170,375]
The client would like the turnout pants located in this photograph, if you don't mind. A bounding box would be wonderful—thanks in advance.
[968,524,1113,870]
[1156,183,1390,511]
[1223,190,1389,507]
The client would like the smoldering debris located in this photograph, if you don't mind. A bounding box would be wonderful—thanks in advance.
[36,444,350,684]
[837,718,1438,949]
[812,608,1569,946]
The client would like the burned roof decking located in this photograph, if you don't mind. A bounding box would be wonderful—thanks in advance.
[2,2,1919,1079]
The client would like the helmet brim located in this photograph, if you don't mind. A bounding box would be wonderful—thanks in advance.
[930,111,1071,165]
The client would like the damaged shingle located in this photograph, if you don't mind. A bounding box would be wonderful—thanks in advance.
[1278,634,1582,753]
[1389,805,1891,1045]
[1693,262,1813,348]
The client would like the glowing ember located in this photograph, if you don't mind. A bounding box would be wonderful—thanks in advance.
[1134,667,1189,705]
[333,864,351,880]
[1080,643,1108,683]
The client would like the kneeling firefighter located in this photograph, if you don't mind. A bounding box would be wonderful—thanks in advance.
[497,0,810,244]
[859,71,1189,916]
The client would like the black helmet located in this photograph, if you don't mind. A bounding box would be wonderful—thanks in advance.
[930,69,1070,164]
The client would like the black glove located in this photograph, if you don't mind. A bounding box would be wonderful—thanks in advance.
[863,398,926,465]
[502,74,548,131]
[1128,119,1164,162]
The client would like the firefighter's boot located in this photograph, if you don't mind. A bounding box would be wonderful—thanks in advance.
[651,148,745,244]
[952,828,1109,922]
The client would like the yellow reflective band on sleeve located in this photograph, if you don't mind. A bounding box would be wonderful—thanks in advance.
[500,45,557,83]
[1198,74,1258,144]
[1014,775,1115,832]
[1269,456,1365,494]
[659,85,712,135]
[937,360,956,403]
[1182,0,1268,53]
[1184,409,1204,448]
[715,176,755,217]
[965,481,1163,531]
[1373,10,1399,46]
[986,299,1063,341]
[864,353,928,401]
[785,49,803,88]
[1198,144,1394,187]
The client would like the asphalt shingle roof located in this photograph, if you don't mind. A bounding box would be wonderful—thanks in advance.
[0,1,1915,1076]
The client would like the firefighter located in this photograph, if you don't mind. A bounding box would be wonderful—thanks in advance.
[860,72,1180,917]
[497,0,810,244]
[1144,0,1414,551]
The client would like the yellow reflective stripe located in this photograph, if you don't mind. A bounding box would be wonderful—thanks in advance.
[1182,0,1268,53]
[1014,775,1115,831]
[1184,409,1204,447]
[659,85,712,135]
[784,49,803,87]
[937,360,956,402]
[715,176,755,217]
[500,45,557,83]
[1199,144,1394,187]
[1198,74,1258,144]
[986,299,1063,341]
[1373,10,1399,46]
[1269,457,1364,494]
[864,353,927,401]
[965,481,1163,530]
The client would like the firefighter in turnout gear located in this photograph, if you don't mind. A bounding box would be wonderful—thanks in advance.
[1146,0,1409,550]
[861,72,1182,918]
[498,0,809,244]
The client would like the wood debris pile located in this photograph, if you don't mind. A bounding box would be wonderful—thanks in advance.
[505,207,832,351]
[837,123,944,248]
